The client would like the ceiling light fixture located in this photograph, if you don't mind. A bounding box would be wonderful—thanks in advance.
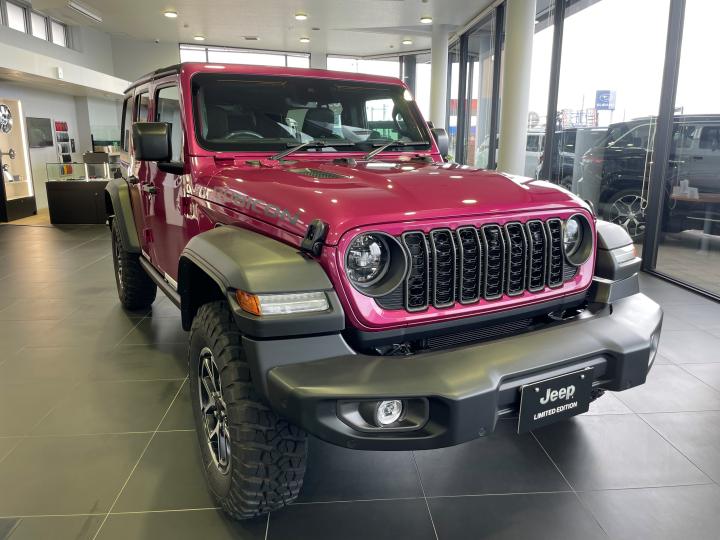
[193,35,205,41]
[163,10,178,18]
[402,39,413,45]
[295,12,308,21]
[420,16,433,24]
[300,37,310,43]
[67,1,102,23]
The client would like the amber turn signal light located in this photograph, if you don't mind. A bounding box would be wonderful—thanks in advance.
[236,291,262,316]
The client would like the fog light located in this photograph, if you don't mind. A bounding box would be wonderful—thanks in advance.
[375,400,403,426]
[649,331,660,367]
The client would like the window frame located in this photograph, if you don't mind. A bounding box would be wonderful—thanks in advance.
[120,95,133,153]
[4,0,29,33]
[154,82,185,163]
[29,10,48,40]
[48,18,68,47]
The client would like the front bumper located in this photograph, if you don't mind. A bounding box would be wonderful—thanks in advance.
[247,278,662,450]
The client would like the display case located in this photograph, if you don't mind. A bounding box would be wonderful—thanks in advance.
[45,161,110,224]
[0,99,37,222]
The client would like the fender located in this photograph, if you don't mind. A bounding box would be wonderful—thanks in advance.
[105,178,140,253]
[178,226,344,337]
[594,220,641,281]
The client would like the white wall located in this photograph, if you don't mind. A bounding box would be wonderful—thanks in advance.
[111,36,180,82]
[0,82,81,209]
[0,25,114,75]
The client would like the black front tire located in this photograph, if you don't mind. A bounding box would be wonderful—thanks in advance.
[110,218,156,310]
[189,301,307,520]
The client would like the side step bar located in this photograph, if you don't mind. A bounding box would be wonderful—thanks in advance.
[139,257,181,308]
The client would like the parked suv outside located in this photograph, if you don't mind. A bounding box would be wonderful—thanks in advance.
[579,115,720,240]
[106,63,662,520]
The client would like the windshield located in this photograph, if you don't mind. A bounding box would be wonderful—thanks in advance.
[192,73,431,153]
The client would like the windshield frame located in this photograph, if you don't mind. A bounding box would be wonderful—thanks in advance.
[190,72,433,155]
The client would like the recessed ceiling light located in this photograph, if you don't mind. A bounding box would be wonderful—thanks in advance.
[299,37,310,43]
[295,12,308,21]
[420,16,433,24]
[193,35,205,41]
[402,39,413,45]
[163,10,178,18]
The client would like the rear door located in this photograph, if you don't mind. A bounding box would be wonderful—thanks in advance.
[130,88,154,258]
[119,88,154,259]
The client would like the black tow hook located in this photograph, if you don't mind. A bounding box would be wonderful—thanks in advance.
[301,219,328,257]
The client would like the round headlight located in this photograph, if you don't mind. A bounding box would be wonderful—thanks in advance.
[563,214,593,266]
[346,234,390,286]
[345,232,408,297]
[564,217,582,256]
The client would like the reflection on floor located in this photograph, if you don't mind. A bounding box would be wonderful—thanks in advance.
[656,230,720,296]
[0,224,719,539]
[3,207,51,227]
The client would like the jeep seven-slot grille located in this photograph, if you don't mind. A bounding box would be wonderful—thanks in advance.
[385,219,571,312]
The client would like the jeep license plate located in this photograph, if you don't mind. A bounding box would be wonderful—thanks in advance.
[517,368,594,433]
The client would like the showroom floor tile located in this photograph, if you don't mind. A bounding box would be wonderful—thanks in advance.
[0,225,718,540]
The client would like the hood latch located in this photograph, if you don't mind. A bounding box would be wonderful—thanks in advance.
[301,219,328,257]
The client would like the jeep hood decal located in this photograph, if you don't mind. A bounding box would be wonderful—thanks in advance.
[202,159,581,245]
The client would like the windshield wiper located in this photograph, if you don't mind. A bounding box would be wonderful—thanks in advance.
[270,140,354,161]
[364,140,431,161]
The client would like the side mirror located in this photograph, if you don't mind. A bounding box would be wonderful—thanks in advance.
[132,122,172,162]
[431,127,449,158]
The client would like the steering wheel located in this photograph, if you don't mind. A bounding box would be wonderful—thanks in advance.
[223,130,264,140]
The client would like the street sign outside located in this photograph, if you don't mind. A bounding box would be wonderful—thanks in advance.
[595,90,616,111]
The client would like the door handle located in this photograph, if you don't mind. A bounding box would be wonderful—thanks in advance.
[142,184,157,195]
[692,156,703,160]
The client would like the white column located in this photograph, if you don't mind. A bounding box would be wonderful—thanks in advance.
[429,25,450,128]
[496,0,537,175]
[310,46,327,70]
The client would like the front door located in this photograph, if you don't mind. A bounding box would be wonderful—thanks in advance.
[145,82,187,282]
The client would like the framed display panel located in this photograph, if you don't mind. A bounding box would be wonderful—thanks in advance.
[26,117,53,148]
[0,98,37,221]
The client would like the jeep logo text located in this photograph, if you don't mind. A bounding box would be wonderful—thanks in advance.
[539,385,576,405]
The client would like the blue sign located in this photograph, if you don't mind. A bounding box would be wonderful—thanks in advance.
[595,90,616,111]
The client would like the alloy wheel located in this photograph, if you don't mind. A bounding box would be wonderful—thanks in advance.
[198,347,231,474]
[608,193,646,240]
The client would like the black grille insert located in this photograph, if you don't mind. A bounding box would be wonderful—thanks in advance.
[401,232,430,311]
[376,217,579,312]
[546,218,564,288]
[456,227,482,304]
[429,229,456,308]
[482,225,505,300]
[504,223,527,296]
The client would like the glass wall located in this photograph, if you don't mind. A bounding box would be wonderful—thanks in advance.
[443,5,504,166]
[653,0,720,295]
[465,16,497,168]
[446,41,461,161]
[327,56,400,77]
[179,45,310,68]
[548,0,670,244]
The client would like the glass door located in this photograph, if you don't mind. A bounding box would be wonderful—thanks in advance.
[653,0,720,296]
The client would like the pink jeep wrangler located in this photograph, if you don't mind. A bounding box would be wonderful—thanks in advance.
[106,63,662,520]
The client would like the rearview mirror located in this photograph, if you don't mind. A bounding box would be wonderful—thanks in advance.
[132,122,172,162]
[431,127,449,158]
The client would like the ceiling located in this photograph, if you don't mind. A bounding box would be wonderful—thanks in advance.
[34,0,495,56]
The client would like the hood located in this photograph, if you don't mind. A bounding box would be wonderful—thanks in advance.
[202,158,583,245]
